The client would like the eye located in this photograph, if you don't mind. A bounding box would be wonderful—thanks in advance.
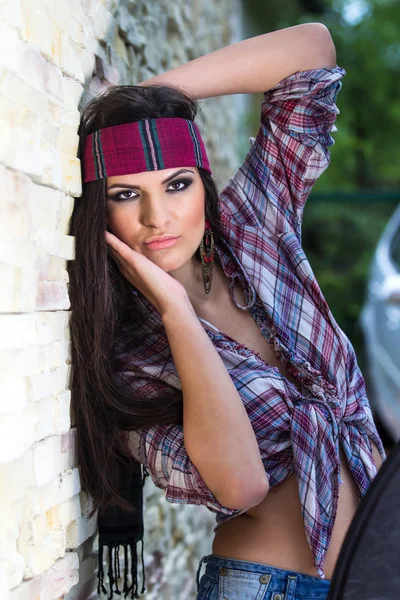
[111,190,138,201]
[167,178,192,192]
[108,178,193,202]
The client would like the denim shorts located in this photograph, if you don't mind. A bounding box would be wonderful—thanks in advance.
[195,554,331,600]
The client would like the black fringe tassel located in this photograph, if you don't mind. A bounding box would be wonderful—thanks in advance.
[97,465,149,599]
[97,539,146,599]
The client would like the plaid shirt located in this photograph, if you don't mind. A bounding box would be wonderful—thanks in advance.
[119,65,386,579]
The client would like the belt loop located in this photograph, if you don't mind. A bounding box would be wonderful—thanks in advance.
[196,555,209,591]
[284,575,297,600]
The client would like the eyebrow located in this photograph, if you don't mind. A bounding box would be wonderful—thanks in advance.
[106,168,195,191]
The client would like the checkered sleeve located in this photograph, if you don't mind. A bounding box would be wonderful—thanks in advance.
[121,370,244,517]
[220,66,345,239]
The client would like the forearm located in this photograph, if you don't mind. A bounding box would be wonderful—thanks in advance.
[138,23,336,99]
[162,299,269,509]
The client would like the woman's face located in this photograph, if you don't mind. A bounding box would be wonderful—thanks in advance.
[106,167,206,272]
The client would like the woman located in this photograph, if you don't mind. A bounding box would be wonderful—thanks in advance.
[69,23,386,600]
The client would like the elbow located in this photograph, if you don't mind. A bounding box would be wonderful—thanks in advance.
[312,23,337,68]
[218,474,269,511]
[302,23,337,70]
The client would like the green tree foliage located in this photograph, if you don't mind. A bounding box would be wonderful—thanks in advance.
[301,199,397,364]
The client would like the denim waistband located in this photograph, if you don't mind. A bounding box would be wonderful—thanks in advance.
[196,554,331,597]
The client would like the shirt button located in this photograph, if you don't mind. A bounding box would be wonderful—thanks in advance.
[273,594,283,600]
[220,567,228,576]
[259,574,270,584]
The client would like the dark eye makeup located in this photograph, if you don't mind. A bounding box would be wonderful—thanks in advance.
[107,177,193,201]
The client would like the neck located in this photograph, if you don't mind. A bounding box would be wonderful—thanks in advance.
[169,256,229,314]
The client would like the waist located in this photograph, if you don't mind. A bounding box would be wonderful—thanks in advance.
[199,554,331,596]
[212,448,360,579]
[212,473,322,577]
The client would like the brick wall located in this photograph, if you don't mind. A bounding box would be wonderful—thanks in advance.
[0,1,243,598]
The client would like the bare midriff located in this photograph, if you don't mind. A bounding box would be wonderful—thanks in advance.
[212,442,382,580]
[194,273,383,580]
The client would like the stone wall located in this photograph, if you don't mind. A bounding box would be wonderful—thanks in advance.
[0,1,243,599]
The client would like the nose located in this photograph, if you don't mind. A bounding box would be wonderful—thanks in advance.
[141,195,170,228]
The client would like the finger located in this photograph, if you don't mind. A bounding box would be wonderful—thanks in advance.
[107,246,138,284]
[106,241,120,259]
[105,234,128,266]
[105,231,136,262]
[105,230,117,245]
[107,247,125,271]
[105,231,123,254]
[107,244,120,259]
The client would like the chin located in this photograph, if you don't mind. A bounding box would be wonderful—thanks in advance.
[150,254,186,273]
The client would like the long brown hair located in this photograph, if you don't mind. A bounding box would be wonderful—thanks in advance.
[68,84,224,516]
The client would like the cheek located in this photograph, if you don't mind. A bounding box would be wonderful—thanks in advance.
[180,191,205,231]
[106,205,139,244]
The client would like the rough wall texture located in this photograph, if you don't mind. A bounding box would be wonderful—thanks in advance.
[0,1,243,599]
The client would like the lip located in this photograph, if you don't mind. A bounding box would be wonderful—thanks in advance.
[145,236,180,250]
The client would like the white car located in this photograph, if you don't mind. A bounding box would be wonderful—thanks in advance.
[360,203,400,443]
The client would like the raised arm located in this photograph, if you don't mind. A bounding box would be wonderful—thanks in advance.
[138,23,336,98]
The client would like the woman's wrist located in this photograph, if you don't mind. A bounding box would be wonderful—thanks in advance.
[160,295,196,325]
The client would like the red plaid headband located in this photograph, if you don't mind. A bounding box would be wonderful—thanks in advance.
[82,117,212,183]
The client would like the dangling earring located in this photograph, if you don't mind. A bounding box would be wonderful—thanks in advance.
[199,218,215,294]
